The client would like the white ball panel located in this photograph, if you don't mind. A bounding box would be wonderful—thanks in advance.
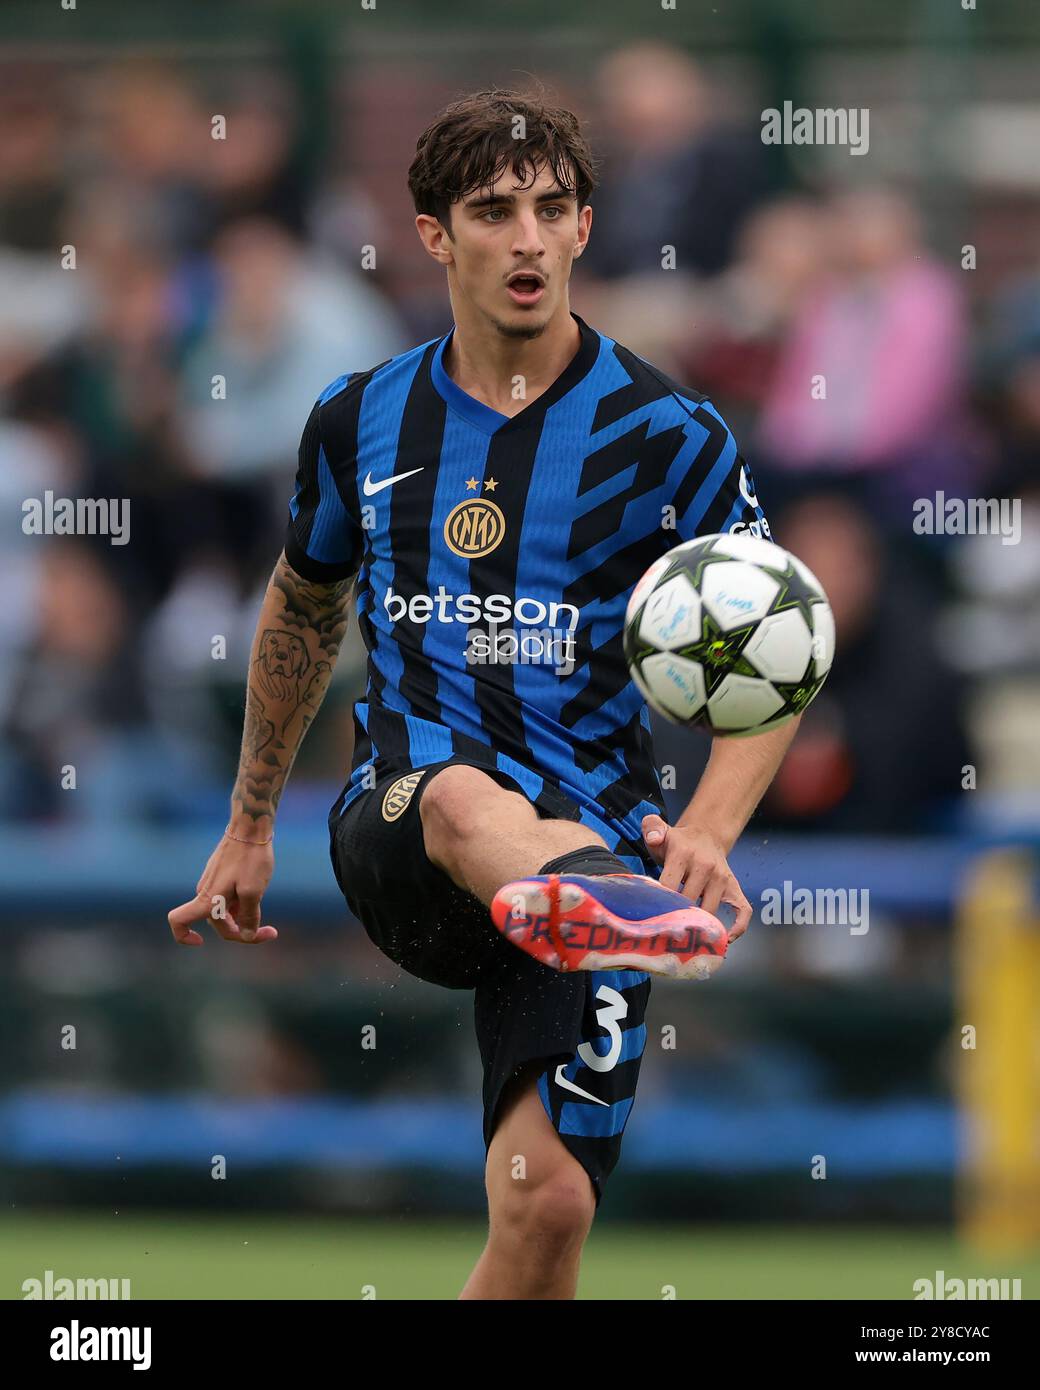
[706,674,786,731]
[637,574,702,649]
[707,532,787,568]
[743,608,812,682]
[625,554,673,626]
[700,560,780,631]
[629,658,656,708]
[640,652,707,722]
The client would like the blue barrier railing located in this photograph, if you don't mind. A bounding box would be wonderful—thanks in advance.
[0,1094,955,1175]
[0,825,1000,919]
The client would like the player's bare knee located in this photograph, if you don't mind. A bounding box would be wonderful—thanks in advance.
[491,1169,595,1250]
[420,765,532,856]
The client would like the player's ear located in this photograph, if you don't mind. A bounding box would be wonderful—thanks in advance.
[573,203,592,257]
[416,213,455,266]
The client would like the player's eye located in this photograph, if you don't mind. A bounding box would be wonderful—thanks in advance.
[542,206,564,219]
[481,208,507,222]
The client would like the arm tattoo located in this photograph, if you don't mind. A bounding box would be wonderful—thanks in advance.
[232,553,352,825]
[270,564,351,657]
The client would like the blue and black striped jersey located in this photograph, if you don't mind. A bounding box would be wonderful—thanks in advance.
[285,313,770,866]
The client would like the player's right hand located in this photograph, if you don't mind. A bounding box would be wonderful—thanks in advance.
[167,834,278,946]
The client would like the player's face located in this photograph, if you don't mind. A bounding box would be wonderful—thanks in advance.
[444,161,591,339]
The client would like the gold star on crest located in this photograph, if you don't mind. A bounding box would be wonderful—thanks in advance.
[483,477,499,493]
[464,476,479,491]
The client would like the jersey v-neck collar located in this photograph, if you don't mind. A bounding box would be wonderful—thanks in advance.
[429,312,601,436]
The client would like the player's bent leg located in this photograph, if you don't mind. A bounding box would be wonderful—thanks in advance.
[459,1066,596,1301]
[419,765,729,980]
[420,764,606,905]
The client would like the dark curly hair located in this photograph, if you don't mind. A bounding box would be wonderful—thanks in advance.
[407,85,599,234]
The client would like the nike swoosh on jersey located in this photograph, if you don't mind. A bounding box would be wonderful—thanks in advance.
[554,1063,609,1107]
[362,467,425,496]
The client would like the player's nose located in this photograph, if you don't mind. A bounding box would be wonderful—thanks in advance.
[510,212,546,256]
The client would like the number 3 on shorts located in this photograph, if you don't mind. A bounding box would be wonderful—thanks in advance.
[578,985,629,1073]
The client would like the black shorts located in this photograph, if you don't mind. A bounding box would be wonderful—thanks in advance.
[328,756,651,1201]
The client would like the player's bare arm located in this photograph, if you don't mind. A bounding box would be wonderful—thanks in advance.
[642,715,803,940]
[167,552,351,947]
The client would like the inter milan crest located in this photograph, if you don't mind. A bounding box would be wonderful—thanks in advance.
[444,497,506,558]
[381,770,426,822]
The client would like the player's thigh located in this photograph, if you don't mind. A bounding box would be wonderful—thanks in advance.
[330,763,507,987]
[418,762,538,864]
[330,756,587,986]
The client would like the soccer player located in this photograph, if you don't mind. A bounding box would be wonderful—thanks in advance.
[168,89,800,1300]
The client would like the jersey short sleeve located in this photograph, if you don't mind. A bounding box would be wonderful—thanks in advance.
[284,393,362,583]
[670,399,772,544]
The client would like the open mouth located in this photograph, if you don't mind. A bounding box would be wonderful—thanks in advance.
[507,275,545,306]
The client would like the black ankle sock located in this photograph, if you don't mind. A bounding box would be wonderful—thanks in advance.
[538,845,630,877]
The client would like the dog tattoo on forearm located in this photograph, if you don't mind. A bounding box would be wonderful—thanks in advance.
[252,629,331,741]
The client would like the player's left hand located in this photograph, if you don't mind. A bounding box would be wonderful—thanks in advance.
[640,814,752,942]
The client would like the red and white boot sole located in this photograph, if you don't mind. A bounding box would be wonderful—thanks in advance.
[490,873,729,980]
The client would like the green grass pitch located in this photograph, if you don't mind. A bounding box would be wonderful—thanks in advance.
[4,1213,1037,1299]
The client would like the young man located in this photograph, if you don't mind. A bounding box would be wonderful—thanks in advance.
[169,89,800,1300]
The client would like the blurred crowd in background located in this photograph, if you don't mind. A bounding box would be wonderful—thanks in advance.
[1,36,1038,838]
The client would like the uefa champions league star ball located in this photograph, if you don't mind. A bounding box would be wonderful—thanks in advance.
[623,533,835,736]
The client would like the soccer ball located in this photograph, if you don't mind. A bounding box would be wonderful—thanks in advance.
[623,533,835,736]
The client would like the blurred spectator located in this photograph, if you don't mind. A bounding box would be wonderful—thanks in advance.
[202,77,313,241]
[933,267,1040,679]
[176,216,407,583]
[676,197,825,439]
[84,65,213,258]
[756,188,976,512]
[580,43,771,280]
[0,74,90,390]
[7,186,195,608]
[179,217,405,482]
[757,492,970,834]
[0,544,146,822]
[0,74,69,254]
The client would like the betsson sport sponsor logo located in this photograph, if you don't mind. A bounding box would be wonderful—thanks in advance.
[383,585,579,631]
[383,586,580,673]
